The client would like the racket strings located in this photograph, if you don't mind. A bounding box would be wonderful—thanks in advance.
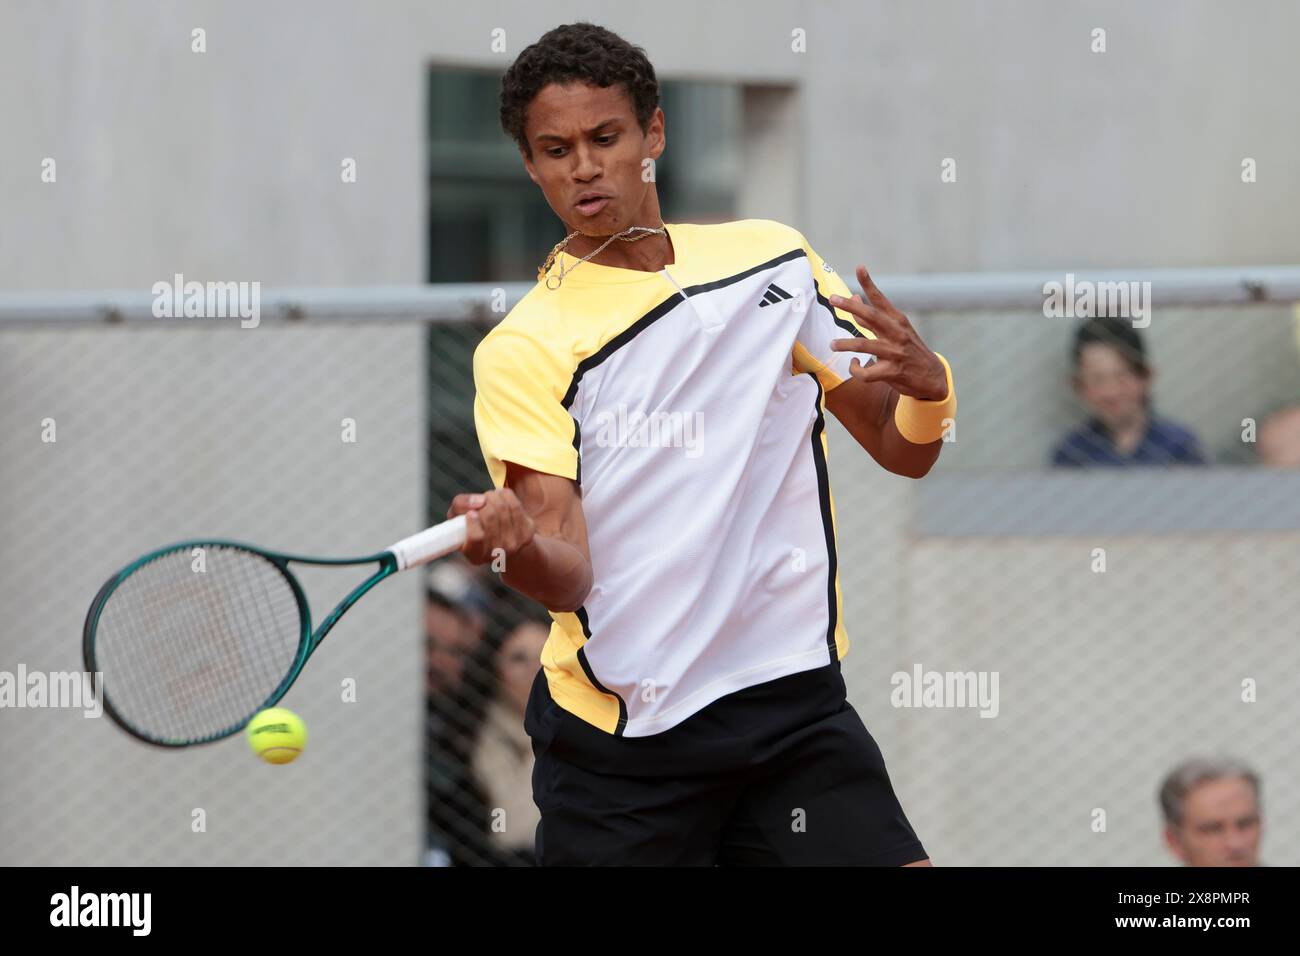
[92,546,304,743]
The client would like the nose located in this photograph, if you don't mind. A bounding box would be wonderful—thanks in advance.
[1224,832,1250,853]
[571,144,600,180]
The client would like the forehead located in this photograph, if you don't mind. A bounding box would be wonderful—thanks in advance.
[526,81,635,137]
[1077,341,1133,371]
[1183,776,1257,819]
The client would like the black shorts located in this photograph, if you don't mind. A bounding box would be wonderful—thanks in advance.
[524,660,927,866]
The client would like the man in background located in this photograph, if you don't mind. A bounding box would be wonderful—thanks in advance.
[1159,757,1263,866]
[423,560,491,866]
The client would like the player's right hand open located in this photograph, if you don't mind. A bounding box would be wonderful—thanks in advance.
[446,489,536,565]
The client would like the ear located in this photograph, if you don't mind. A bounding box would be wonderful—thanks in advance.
[646,107,667,159]
[520,149,539,186]
[1162,824,1186,862]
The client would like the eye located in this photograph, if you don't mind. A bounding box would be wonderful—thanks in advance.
[547,147,567,158]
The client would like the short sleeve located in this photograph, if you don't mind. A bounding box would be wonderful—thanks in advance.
[472,327,579,489]
[791,232,877,391]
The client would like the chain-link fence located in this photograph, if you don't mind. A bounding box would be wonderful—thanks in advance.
[851,291,1300,868]
[2,274,1299,865]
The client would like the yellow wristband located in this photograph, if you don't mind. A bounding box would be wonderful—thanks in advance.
[894,353,956,444]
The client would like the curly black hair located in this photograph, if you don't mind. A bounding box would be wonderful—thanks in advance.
[499,22,660,158]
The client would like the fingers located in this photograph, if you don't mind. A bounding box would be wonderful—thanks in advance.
[446,492,486,519]
[848,357,904,387]
[493,488,522,553]
[462,507,486,557]
[825,266,902,323]
[848,356,944,400]
[477,493,502,555]
[453,489,535,564]
[827,291,888,336]
[827,265,911,338]
[856,265,905,322]
[505,488,536,551]
[830,335,905,361]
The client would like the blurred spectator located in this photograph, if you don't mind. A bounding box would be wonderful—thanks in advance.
[1159,757,1262,866]
[1256,404,1300,467]
[469,618,549,866]
[422,558,493,866]
[425,561,487,695]
[1051,316,1207,466]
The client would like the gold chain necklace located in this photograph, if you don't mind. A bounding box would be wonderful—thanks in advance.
[538,223,667,290]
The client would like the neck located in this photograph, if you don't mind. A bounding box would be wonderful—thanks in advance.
[1106,409,1149,451]
[563,211,672,272]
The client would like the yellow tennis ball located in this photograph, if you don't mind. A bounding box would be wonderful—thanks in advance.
[246,707,306,765]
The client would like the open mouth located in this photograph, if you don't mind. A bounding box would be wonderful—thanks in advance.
[575,196,609,217]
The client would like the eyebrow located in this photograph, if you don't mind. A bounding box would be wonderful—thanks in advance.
[534,119,622,145]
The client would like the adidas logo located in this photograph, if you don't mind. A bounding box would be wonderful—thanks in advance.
[757,283,793,307]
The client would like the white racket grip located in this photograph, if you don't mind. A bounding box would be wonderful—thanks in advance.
[387,516,468,571]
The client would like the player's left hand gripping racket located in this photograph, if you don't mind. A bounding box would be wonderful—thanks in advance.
[82,517,467,747]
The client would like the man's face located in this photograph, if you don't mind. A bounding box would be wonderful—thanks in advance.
[1074,343,1148,431]
[521,81,664,234]
[1165,777,1261,866]
[424,599,477,693]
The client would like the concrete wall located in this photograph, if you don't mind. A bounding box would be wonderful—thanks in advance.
[4,0,1298,290]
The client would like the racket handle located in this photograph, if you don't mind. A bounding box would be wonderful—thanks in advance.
[387,516,468,571]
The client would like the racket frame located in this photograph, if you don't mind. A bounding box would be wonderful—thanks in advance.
[84,542,396,748]
[84,515,466,747]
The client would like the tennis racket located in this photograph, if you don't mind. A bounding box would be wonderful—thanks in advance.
[82,516,467,748]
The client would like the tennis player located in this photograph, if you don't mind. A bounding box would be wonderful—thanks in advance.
[447,22,955,866]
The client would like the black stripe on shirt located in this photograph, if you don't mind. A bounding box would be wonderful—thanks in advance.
[805,373,840,661]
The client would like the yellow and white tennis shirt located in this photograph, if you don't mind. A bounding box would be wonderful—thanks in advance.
[473,219,874,738]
